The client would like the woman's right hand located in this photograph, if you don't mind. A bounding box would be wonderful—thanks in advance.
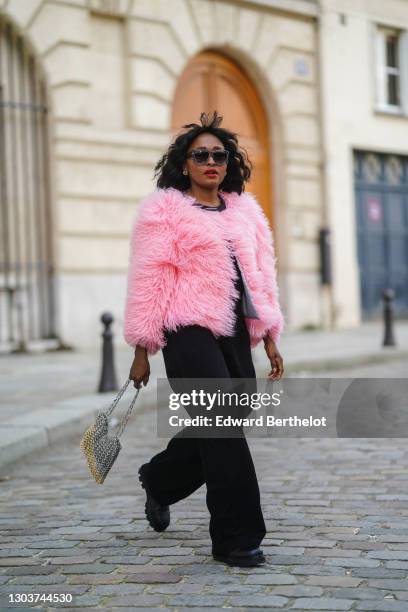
[129,345,150,388]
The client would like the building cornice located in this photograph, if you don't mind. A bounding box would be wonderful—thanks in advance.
[222,0,318,19]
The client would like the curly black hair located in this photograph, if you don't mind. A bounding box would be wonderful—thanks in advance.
[154,111,252,194]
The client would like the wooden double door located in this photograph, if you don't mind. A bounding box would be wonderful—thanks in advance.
[172,51,273,223]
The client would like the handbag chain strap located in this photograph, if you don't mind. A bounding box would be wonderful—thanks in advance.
[104,378,141,438]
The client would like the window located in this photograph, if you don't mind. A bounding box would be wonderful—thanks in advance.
[375,25,408,114]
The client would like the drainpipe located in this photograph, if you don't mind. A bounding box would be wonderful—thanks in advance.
[315,1,336,331]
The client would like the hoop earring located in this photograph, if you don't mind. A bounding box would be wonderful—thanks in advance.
[183,169,188,176]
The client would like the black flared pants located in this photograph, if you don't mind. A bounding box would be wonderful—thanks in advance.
[143,309,266,555]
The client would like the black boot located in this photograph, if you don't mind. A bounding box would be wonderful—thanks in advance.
[213,547,266,567]
[138,464,170,532]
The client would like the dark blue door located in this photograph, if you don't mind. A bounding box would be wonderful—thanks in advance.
[354,151,408,318]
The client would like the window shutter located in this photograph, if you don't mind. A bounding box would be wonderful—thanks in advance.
[375,28,386,108]
[399,31,408,115]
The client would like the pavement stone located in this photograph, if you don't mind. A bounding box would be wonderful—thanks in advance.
[227,594,289,606]
[291,598,354,609]
[166,594,229,606]
[355,602,408,611]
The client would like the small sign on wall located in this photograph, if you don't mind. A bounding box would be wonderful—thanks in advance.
[366,197,382,223]
[294,58,309,76]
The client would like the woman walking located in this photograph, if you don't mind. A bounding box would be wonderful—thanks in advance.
[123,111,284,567]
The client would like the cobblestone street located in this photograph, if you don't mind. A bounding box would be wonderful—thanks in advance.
[2,381,408,611]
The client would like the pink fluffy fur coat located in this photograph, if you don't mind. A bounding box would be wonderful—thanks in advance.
[123,187,285,355]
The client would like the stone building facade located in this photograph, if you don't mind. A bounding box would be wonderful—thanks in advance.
[1,0,325,351]
[319,0,408,329]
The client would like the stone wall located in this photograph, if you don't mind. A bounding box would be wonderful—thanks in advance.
[1,0,322,347]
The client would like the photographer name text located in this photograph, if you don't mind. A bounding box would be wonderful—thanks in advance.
[167,415,327,428]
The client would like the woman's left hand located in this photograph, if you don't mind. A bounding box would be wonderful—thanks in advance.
[264,336,284,380]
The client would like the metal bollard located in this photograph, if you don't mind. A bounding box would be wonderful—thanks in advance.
[98,312,119,392]
[382,289,396,347]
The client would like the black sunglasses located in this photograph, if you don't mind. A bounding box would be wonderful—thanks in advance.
[186,149,229,165]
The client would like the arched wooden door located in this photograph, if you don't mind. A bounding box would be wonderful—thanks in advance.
[171,50,273,222]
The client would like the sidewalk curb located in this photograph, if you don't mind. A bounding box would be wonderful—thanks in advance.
[0,384,157,473]
[269,349,408,375]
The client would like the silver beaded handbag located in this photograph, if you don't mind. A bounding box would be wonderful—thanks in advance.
[80,378,141,484]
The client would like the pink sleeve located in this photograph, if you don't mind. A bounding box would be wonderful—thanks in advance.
[253,202,285,344]
[123,208,177,355]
